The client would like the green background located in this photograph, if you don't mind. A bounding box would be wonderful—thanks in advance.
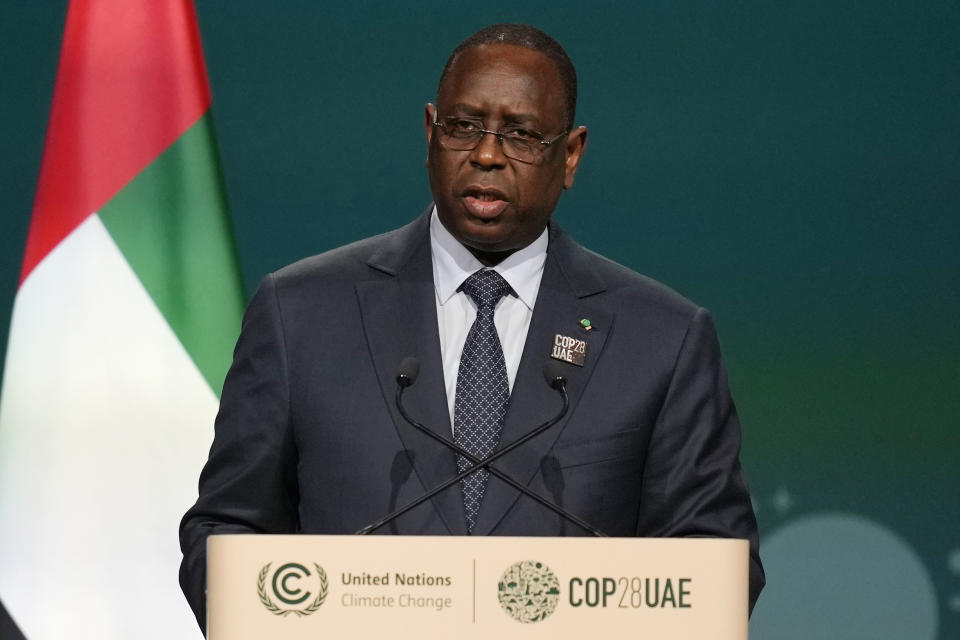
[2,2,957,637]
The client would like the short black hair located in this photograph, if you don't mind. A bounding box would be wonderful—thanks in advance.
[437,24,578,130]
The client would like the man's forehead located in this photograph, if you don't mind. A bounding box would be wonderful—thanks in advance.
[437,43,565,118]
[442,43,559,80]
[444,102,541,125]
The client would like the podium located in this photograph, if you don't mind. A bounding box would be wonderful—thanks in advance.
[207,535,748,639]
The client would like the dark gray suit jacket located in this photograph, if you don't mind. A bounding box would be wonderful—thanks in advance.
[179,210,764,629]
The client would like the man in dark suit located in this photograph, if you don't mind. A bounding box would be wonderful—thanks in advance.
[179,23,764,631]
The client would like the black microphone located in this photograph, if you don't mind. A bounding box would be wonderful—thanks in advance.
[397,357,419,388]
[543,359,566,390]
[356,358,607,536]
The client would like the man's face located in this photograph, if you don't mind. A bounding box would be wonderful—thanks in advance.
[425,43,587,263]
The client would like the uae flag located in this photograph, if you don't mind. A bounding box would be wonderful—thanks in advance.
[0,2,244,638]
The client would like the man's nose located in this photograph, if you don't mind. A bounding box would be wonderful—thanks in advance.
[470,131,508,168]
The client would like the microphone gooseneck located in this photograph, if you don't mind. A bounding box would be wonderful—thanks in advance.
[356,359,606,537]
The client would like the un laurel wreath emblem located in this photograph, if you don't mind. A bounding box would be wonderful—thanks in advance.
[497,560,561,623]
[257,561,328,617]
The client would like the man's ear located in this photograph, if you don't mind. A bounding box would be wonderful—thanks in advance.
[424,103,437,166]
[563,126,588,189]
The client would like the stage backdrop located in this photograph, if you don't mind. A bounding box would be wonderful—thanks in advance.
[1,2,957,639]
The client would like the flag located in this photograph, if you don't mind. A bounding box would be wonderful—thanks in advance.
[0,1,244,637]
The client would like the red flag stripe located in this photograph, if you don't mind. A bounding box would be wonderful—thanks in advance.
[21,0,212,285]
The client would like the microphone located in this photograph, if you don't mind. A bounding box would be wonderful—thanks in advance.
[397,357,419,388]
[355,358,607,536]
[543,360,566,390]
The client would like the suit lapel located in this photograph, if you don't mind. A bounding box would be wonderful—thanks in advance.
[472,226,614,536]
[355,212,467,535]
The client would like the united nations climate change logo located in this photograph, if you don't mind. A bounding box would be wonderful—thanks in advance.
[257,561,328,617]
[497,560,560,623]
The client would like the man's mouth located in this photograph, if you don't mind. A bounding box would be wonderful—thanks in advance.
[462,187,509,218]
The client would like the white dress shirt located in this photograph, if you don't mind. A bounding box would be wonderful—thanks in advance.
[429,207,548,431]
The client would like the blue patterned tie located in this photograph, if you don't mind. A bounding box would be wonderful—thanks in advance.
[454,269,512,533]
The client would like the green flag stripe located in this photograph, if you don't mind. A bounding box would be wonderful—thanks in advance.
[98,112,245,397]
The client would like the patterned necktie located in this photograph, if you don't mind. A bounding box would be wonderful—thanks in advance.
[454,269,512,533]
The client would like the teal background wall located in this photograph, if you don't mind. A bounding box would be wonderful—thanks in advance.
[2,2,957,637]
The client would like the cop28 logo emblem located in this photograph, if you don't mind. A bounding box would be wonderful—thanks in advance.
[497,560,560,623]
[257,561,328,617]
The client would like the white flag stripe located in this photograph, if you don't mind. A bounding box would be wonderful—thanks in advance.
[0,214,213,639]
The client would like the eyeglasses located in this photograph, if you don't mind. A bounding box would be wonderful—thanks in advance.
[432,115,569,164]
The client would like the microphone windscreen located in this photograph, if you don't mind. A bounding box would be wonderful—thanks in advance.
[397,356,420,386]
[542,360,567,389]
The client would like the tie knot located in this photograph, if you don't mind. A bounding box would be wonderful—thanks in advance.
[461,269,512,310]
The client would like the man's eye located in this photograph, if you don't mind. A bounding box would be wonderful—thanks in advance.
[450,120,481,132]
[503,128,540,142]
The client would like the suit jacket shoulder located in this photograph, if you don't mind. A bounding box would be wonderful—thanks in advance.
[270,213,430,289]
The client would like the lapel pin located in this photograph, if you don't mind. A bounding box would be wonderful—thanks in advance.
[551,333,587,367]
[579,318,593,331]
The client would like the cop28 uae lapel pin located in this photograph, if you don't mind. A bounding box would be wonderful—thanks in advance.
[550,333,587,366]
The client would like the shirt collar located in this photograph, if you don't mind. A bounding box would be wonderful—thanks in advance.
[430,205,548,310]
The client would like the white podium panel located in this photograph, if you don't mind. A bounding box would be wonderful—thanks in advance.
[207,535,748,639]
